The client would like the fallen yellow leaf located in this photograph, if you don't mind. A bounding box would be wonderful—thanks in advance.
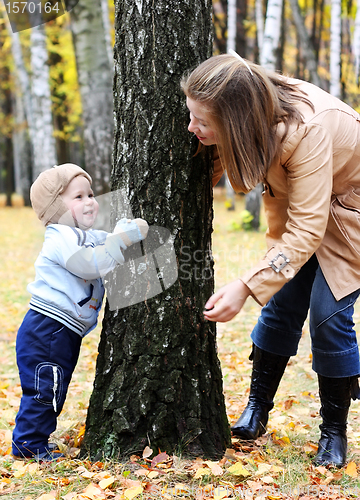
[213,486,229,499]
[260,475,274,484]
[80,470,95,479]
[98,476,115,490]
[227,462,251,477]
[194,467,210,479]
[147,470,159,479]
[124,485,143,499]
[82,483,105,499]
[345,461,357,477]
[35,495,56,500]
[204,460,224,476]
[255,463,272,475]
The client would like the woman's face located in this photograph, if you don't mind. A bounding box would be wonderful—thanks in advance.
[186,97,217,146]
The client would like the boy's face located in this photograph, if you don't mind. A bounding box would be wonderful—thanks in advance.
[60,176,99,229]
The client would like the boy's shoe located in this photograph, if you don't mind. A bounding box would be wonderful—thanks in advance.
[12,446,64,462]
[36,449,65,462]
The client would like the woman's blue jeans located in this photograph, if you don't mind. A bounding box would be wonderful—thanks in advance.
[251,254,360,377]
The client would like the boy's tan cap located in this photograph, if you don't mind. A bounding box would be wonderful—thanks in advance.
[30,164,92,226]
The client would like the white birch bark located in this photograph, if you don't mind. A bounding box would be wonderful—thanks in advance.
[12,84,31,197]
[30,25,58,178]
[4,20,32,196]
[227,0,237,52]
[353,0,360,82]
[226,0,237,210]
[255,0,264,51]
[330,0,342,97]
[69,0,114,194]
[100,0,114,71]
[260,0,283,70]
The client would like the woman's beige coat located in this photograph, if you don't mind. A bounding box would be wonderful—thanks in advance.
[213,79,360,306]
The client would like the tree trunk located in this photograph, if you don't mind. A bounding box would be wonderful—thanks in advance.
[228,0,237,52]
[226,0,237,210]
[330,0,342,97]
[245,183,262,230]
[255,0,265,53]
[288,0,322,87]
[353,0,360,83]
[82,0,231,460]
[30,25,58,178]
[12,82,32,202]
[260,0,284,70]
[100,0,114,71]
[237,0,248,57]
[69,0,113,194]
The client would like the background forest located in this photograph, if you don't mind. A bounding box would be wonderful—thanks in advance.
[1,0,360,204]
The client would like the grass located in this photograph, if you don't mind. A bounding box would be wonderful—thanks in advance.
[1,188,360,498]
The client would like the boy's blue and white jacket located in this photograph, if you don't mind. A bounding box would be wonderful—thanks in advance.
[28,221,141,337]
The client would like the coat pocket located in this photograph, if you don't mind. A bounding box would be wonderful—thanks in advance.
[330,189,360,255]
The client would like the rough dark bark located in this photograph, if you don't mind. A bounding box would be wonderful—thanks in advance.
[82,0,231,460]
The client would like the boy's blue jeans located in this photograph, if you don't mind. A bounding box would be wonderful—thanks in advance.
[251,255,360,378]
[12,310,82,457]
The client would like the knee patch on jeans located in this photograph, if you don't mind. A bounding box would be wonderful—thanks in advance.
[34,363,64,412]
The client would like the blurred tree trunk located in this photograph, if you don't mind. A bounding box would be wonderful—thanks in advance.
[82,0,231,460]
[69,0,113,194]
[12,83,32,204]
[255,0,264,56]
[30,24,58,178]
[237,0,248,57]
[260,0,283,70]
[226,0,237,211]
[100,0,114,71]
[311,0,325,65]
[288,0,322,87]
[330,0,341,97]
[354,0,360,83]
[5,17,56,186]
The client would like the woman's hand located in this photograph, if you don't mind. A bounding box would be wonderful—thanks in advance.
[204,280,251,322]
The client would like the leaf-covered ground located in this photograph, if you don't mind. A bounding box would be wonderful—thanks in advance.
[1,190,360,499]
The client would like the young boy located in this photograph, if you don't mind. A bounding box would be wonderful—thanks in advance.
[12,164,148,461]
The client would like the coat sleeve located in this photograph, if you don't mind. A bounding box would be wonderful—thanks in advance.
[241,123,333,305]
[44,226,126,280]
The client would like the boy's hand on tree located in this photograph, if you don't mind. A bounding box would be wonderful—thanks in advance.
[204,280,251,322]
[113,218,149,246]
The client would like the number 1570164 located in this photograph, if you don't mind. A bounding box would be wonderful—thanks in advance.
[5,1,60,14]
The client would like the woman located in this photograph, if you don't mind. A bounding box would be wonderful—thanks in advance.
[181,53,360,467]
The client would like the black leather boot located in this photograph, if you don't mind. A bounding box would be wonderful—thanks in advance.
[313,375,353,468]
[231,344,289,440]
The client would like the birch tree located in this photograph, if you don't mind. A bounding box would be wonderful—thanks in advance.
[5,13,57,182]
[260,0,283,70]
[82,0,231,460]
[30,24,58,178]
[330,0,342,97]
[100,0,113,71]
[353,0,360,83]
[226,0,237,211]
[69,0,113,194]
[255,0,264,52]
